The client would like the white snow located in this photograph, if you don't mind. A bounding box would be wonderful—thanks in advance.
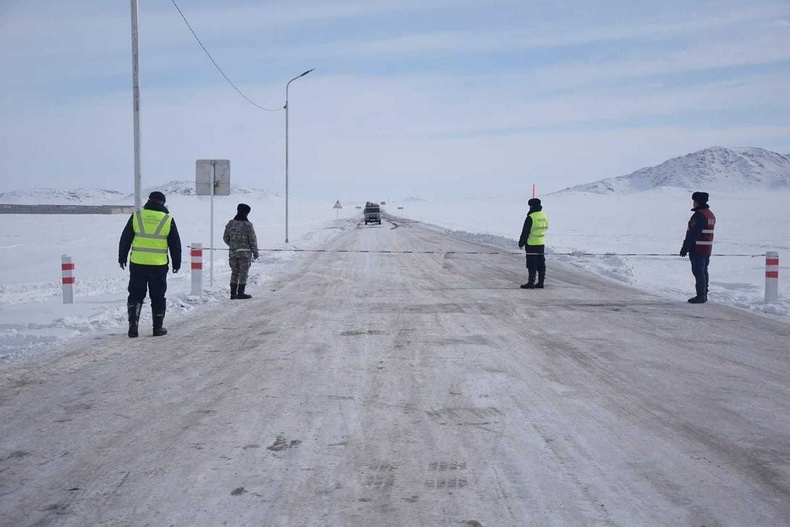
[1,184,788,364]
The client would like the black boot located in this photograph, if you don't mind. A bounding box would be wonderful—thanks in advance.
[521,272,536,289]
[688,283,707,304]
[535,269,545,289]
[236,284,252,300]
[127,303,142,338]
[230,283,238,300]
[152,307,168,336]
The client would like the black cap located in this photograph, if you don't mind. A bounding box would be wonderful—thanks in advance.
[528,198,541,207]
[148,191,166,204]
[237,203,251,214]
[691,191,709,204]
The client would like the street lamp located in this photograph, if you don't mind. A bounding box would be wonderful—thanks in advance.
[130,0,142,211]
[285,68,314,243]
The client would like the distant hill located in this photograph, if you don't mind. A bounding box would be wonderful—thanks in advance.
[0,188,128,205]
[0,181,273,205]
[134,181,273,200]
[555,147,790,194]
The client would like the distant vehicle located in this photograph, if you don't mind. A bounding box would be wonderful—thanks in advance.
[364,202,382,225]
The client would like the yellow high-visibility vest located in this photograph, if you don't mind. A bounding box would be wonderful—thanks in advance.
[527,211,548,246]
[130,209,172,265]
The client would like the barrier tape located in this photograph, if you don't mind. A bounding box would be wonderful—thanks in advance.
[188,246,765,257]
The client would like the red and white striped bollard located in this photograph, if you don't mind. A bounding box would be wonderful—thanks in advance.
[765,251,779,303]
[61,254,75,304]
[191,243,203,297]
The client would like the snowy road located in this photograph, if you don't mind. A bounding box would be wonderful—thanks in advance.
[1,219,789,526]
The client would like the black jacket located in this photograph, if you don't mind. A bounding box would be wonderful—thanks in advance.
[118,200,182,270]
[682,204,711,254]
[518,205,544,248]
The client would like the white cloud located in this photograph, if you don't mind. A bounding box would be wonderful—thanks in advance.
[301,6,786,58]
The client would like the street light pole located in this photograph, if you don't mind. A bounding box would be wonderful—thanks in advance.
[284,68,314,243]
[130,0,142,211]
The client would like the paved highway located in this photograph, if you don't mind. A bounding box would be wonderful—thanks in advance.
[1,219,788,526]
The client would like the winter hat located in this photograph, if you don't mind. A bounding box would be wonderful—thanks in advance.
[148,191,166,204]
[528,198,541,207]
[237,203,251,215]
[691,191,709,204]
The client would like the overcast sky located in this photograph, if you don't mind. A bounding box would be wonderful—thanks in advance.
[1,0,789,199]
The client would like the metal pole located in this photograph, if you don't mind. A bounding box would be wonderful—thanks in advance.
[210,161,216,286]
[130,0,142,211]
[284,68,314,243]
[285,93,289,243]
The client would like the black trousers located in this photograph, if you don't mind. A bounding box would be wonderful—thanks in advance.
[525,244,546,275]
[689,252,710,297]
[127,263,168,312]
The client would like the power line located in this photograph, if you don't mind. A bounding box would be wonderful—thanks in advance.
[170,0,282,112]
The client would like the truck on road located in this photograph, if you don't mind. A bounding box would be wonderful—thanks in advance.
[364,203,382,225]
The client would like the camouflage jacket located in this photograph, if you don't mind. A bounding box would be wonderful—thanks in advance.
[223,219,259,259]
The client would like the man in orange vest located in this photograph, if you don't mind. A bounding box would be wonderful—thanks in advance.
[118,191,182,337]
[679,191,715,304]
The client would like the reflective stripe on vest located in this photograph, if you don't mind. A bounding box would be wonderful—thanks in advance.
[131,210,172,265]
[694,209,716,254]
[527,211,548,246]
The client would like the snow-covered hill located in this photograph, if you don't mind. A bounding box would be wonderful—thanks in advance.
[556,147,790,194]
[0,182,274,205]
[131,181,274,201]
[0,188,128,205]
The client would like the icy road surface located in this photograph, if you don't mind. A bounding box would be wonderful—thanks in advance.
[1,219,789,526]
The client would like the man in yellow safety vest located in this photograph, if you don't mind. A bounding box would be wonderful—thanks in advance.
[118,191,182,337]
[518,197,549,289]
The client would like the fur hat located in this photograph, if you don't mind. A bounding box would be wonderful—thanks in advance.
[691,191,709,204]
[237,203,251,214]
[148,191,166,203]
[528,198,541,207]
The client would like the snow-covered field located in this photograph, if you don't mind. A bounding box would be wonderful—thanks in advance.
[1,185,787,364]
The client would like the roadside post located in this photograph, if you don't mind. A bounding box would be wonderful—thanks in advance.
[191,243,203,297]
[765,251,779,302]
[61,254,74,304]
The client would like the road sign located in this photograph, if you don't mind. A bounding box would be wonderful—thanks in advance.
[196,160,230,196]
[333,201,342,209]
[195,159,230,287]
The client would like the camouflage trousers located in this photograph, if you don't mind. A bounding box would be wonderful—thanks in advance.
[229,253,253,285]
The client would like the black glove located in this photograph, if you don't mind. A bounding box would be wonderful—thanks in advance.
[679,247,687,257]
[518,244,524,249]
[119,261,126,270]
[172,267,180,274]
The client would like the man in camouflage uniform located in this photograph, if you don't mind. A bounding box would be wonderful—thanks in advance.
[223,203,259,299]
